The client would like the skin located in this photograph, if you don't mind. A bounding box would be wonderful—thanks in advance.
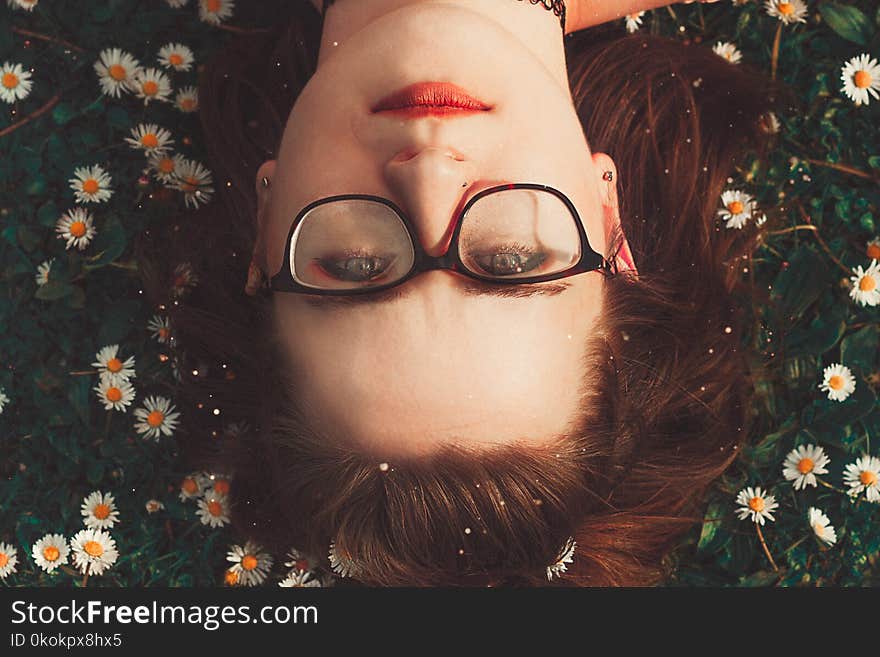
[252,0,677,458]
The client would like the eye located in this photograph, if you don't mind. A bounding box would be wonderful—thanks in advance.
[469,242,548,277]
[316,250,395,283]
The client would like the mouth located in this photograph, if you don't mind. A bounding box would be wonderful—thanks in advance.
[371,81,493,117]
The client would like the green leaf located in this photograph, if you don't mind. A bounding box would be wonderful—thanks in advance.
[819,3,874,46]
[841,325,879,370]
[34,280,75,301]
[36,200,59,227]
[67,376,92,426]
[771,245,830,321]
[806,376,877,438]
[16,225,40,252]
[52,102,77,126]
[83,215,127,270]
[697,501,725,552]
[87,459,105,485]
[869,156,880,169]
[738,570,782,587]
[107,106,130,130]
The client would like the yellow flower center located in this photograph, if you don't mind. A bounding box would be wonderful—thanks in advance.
[158,327,170,340]
[43,546,60,562]
[109,64,127,81]
[860,470,877,486]
[854,70,872,89]
[2,72,19,89]
[828,375,844,390]
[293,558,309,571]
[778,2,794,15]
[93,503,111,520]
[69,220,87,238]
[207,0,221,12]
[182,478,198,494]
[748,496,765,512]
[181,98,196,111]
[241,555,258,571]
[207,501,224,517]
[797,457,814,474]
[82,179,99,195]
[181,177,200,193]
[0,553,8,568]
[224,569,239,586]
[813,522,824,537]
[728,200,745,214]
[83,540,104,557]
[106,357,123,372]
[147,410,165,427]
[142,80,159,96]
[859,275,876,292]
[214,479,230,496]
[106,387,122,402]
[169,54,184,66]
[141,133,159,148]
[867,244,880,260]
[158,158,175,173]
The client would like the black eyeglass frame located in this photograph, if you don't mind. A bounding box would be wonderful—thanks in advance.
[268,182,618,296]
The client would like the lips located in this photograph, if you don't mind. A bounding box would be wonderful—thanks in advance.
[372,82,492,116]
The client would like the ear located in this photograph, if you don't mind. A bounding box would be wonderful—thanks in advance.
[253,159,277,272]
[591,152,639,276]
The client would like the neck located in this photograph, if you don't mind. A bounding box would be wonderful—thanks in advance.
[307,0,569,91]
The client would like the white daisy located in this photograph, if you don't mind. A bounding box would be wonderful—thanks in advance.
[760,111,781,135]
[131,67,172,105]
[174,85,199,113]
[624,11,645,33]
[93,48,142,99]
[55,207,97,251]
[0,387,9,415]
[818,363,856,402]
[11,0,39,10]
[199,0,235,25]
[145,499,164,514]
[35,257,55,286]
[133,395,181,440]
[782,444,830,490]
[717,190,755,229]
[712,41,742,65]
[196,490,231,528]
[93,376,136,412]
[546,536,576,581]
[866,237,880,261]
[69,164,114,204]
[764,0,807,25]
[124,123,175,157]
[147,315,172,344]
[91,344,137,385]
[843,454,880,502]
[0,61,33,104]
[328,540,363,579]
[755,212,768,227]
[157,42,195,72]
[807,507,837,546]
[147,152,186,184]
[171,261,200,297]
[279,570,322,587]
[165,0,189,7]
[284,547,317,573]
[179,472,210,501]
[849,259,880,307]
[170,158,214,209]
[839,53,880,106]
[206,473,232,497]
[32,534,70,574]
[70,528,119,576]
[81,491,121,530]
[734,485,779,525]
[0,542,18,579]
[226,541,273,587]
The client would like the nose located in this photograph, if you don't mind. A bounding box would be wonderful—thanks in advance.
[383,146,477,257]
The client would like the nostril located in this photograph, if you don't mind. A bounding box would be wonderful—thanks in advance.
[391,146,468,163]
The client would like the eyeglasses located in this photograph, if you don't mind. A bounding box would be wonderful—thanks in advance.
[268,182,617,296]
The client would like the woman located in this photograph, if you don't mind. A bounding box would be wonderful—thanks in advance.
[137,0,786,586]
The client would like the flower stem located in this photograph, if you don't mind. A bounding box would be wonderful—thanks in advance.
[816,477,847,495]
[755,522,779,572]
[770,22,782,80]
[0,92,62,140]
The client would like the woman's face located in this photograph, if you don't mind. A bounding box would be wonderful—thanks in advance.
[255,1,632,457]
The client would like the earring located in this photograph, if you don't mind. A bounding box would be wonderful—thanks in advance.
[261,176,271,189]
[602,171,613,182]
[245,258,268,296]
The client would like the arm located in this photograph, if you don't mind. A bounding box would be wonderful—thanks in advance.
[564,0,719,35]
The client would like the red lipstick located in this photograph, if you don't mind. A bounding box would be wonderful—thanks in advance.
[372,82,492,116]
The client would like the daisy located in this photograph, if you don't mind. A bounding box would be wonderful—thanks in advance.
[69,164,114,204]
[206,473,232,497]
[760,111,781,135]
[32,534,70,574]
[328,540,363,579]
[124,123,175,157]
[145,499,164,514]
[226,541,273,587]
[717,190,755,229]
[130,67,172,105]
[93,48,142,98]
[179,472,210,501]
[712,42,742,65]
[734,485,778,525]
[147,315,172,344]
[0,542,18,579]
[55,207,97,251]
[284,547,317,573]
[81,491,121,530]
[0,61,33,104]
[546,536,576,581]
[866,238,880,261]
[133,395,181,440]
[818,363,856,402]
[755,212,768,227]
[279,570,322,587]
[174,86,199,113]
[840,53,880,107]
[147,152,186,184]
[843,454,880,502]
[624,11,645,33]
[70,528,118,576]
[93,376,136,412]
[764,0,807,25]
[782,444,830,490]
[196,490,230,528]
[157,42,195,72]
[35,257,55,286]
[849,259,880,307]
[91,344,137,385]
[171,261,199,298]
[807,507,837,546]
[170,158,214,209]
[0,387,8,415]
[165,0,189,7]
[10,0,39,10]
[199,0,235,25]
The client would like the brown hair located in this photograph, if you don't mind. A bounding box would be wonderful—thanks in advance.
[136,1,789,586]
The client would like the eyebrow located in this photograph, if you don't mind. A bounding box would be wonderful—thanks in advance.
[301,280,572,310]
